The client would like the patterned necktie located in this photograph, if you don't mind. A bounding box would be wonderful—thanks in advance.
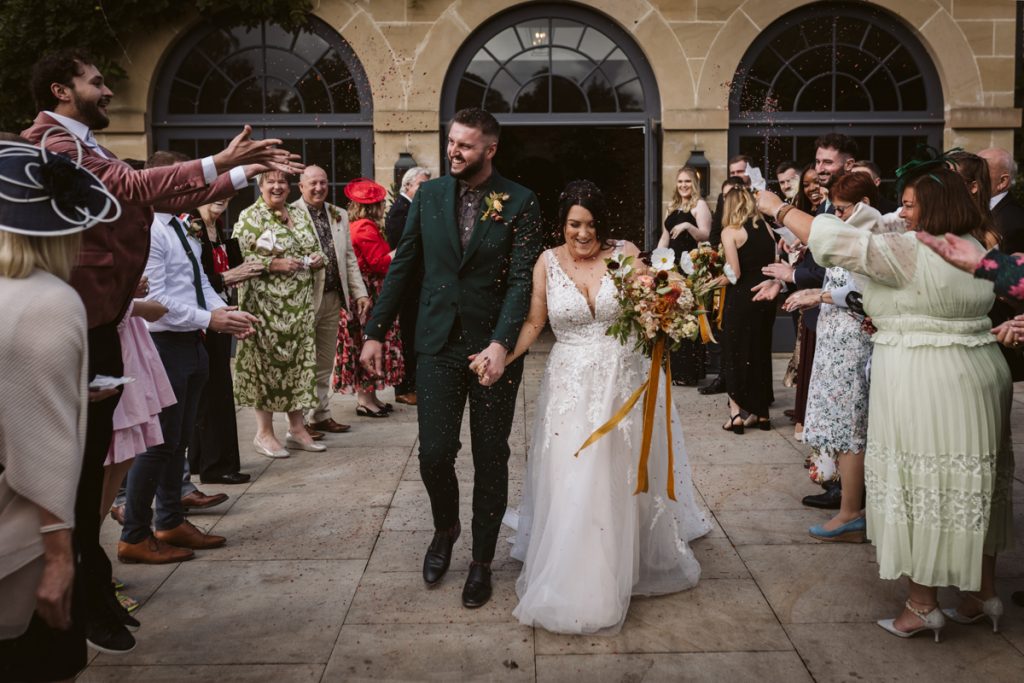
[168,216,207,308]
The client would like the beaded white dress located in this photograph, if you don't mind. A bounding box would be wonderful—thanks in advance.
[510,245,710,635]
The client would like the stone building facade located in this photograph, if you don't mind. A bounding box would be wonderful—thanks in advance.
[101,0,1021,245]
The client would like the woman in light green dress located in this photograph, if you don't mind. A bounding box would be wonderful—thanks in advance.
[760,165,1012,642]
[234,171,326,457]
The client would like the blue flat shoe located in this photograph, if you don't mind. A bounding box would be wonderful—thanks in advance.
[809,516,866,543]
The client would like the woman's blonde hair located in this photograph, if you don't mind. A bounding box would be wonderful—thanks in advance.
[0,231,81,281]
[348,200,385,224]
[668,166,701,213]
[721,188,764,232]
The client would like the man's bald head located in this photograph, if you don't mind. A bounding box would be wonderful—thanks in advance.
[978,148,1016,195]
[298,165,329,208]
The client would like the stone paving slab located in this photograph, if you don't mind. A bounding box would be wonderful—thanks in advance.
[82,350,1024,681]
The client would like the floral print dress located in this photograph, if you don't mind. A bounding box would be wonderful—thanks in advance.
[334,217,404,393]
[233,197,323,412]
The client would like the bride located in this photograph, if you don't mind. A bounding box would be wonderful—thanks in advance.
[494,180,711,634]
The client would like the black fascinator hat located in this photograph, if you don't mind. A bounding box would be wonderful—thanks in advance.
[894,145,963,195]
[0,127,121,236]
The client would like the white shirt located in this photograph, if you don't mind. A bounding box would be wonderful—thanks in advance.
[144,213,226,332]
[991,191,1008,210]
[43,111,247,188]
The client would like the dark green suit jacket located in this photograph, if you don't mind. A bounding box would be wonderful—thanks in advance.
[364,173,542,355]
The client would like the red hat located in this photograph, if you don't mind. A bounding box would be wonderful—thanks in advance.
[344,177,387,204]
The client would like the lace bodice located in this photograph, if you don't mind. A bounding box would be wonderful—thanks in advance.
[544,245,621,346]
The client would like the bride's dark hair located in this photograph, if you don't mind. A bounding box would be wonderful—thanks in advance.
[557,179,614,249]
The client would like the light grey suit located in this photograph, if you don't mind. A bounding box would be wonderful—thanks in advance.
[292,197,368,422]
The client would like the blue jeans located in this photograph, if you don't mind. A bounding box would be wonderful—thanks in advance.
[121,331,209,544]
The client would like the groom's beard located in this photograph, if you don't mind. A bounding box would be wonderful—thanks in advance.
[449,154,485,180]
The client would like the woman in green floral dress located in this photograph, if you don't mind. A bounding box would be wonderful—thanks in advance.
[234,171,326,457]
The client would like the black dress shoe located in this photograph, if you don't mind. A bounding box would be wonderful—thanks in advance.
[698,375,726,395]
[200,472,251,485]
[802,482,842,509]
[462,562,493,609]
[86,618,136,655]
[422,521,461,585]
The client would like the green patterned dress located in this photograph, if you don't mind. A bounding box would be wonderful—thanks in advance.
[233,197,324,412]
[809,214,1013,592]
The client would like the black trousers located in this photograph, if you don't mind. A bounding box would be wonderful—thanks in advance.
[76,323,122,628]
[188,329,241,478]
[415,330,524,563]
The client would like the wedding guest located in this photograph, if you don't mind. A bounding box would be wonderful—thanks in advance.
[658,166,711,385]
[781,172,886,542]
[117,151,261,565]
[728,154,753,185]
[700,176,748,397]
[0,138,116,682]
[293,165,371,433]
[978,147,1024,253]
[775,160,801,202]
[850,160,899,214]
[188,198,263,484]
[814,133,858,214]
[718,189,775,432]
[24,48,300,654]
[793,163,823,214]
[234,170,326,457]
[385,166,431,405]
[334,178,405,417]
[760,161,1013,642]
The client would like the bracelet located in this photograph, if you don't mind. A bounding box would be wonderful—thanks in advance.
[40,522,73,534]
[818,290,825,303]
[776,204,794,225]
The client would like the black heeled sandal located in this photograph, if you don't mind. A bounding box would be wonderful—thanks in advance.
[722,414,745,434]
[357,404,388,418]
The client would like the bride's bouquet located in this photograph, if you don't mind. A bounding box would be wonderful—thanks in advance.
[605,247,700,358]
[679,241,729,343]
[579,246,704,502]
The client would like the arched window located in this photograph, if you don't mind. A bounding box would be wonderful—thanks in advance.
[442,5,661,247]
[730,2,943,197]
[153,16,372,221]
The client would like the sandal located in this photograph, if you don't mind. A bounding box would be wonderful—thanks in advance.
[356,404,388,418]
[722,414,745,434]
[116,591,140,613]
[112,577,126,591]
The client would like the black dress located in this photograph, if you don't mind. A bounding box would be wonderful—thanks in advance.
[665,209,706,385]
[721,218,776,417]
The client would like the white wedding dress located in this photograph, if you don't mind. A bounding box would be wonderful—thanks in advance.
[510,245,710,635]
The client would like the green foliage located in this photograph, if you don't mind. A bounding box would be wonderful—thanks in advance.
[0,0,312,133]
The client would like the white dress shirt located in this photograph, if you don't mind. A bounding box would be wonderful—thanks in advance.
[43,111,248,188]
[991,191,1008,210]
[145,213,226,332]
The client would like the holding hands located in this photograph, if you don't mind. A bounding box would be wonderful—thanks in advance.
[468,342,509,386]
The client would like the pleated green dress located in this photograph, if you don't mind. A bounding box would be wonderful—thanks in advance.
[809,215,1013,591]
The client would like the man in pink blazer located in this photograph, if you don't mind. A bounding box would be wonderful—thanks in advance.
[22,48,302,657]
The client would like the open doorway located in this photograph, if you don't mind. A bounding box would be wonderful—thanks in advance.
[496,125,646,249]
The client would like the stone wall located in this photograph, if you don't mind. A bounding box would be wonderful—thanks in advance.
[102,0,1021,202]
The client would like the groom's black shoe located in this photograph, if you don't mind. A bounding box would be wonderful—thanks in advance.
[462,562,493,609]
[423,521,461,585]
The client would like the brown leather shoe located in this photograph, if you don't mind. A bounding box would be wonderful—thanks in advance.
[303,424,325,440]
[395,392,417,406]
[309,417,351,433]
[181,490,229,510]
[109,504,125,525]
[155,520,226,549]
[118,535,195,564]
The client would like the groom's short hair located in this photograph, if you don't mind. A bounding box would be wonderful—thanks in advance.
[452,107,500,141]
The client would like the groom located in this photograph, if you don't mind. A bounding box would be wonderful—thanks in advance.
[361,107,541,608]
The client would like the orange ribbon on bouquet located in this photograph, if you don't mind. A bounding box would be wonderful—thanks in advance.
[573,336,676,501]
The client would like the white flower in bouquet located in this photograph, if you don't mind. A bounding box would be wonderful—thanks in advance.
[723,263,738,285]
[651,247,675,271]
[678,250,694,275]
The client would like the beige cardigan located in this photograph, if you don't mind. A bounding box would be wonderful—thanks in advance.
[0,270,87,637]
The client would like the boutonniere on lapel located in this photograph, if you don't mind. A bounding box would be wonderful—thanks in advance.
[181,213,202,238]
[328,205,344,223]
[481,191,511,223]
